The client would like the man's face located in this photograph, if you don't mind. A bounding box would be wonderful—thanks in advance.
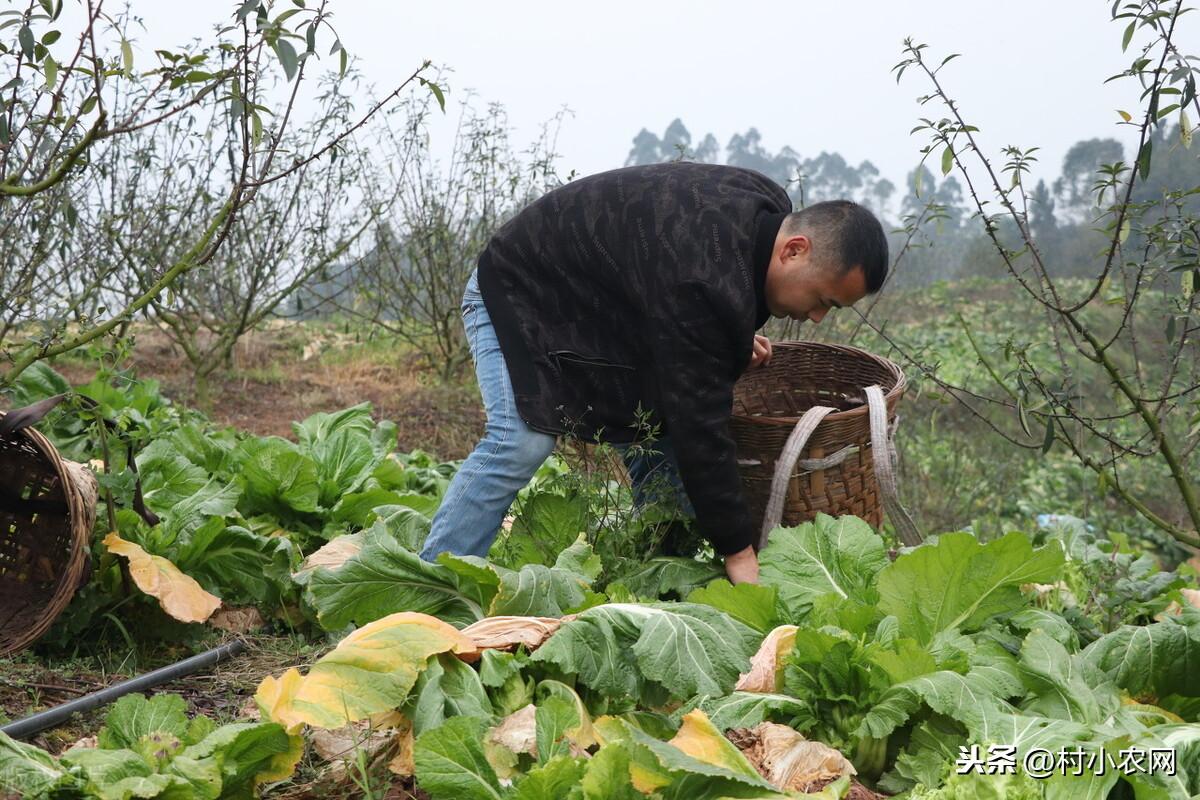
[764,234,869,324]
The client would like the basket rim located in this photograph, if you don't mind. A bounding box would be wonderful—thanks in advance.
[732,340,907,426]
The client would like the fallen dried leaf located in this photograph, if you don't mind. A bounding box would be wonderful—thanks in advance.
[293,533,364,580]
[209,606,266,633]
[461,616,561,651]
[735,625,797,693]
[729,722,855,793]
[386,717,415,777]
[239,696,261,720]
[102,532,221,623]
[311,721,394,763]
[488,703,537,757]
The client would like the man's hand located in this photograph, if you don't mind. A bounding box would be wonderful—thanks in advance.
[749,334,772,369]
[724,545,759,584]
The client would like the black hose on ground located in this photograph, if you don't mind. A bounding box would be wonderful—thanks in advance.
[1,639,247,741]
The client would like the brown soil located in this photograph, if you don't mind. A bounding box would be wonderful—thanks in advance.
[49,323,485,459]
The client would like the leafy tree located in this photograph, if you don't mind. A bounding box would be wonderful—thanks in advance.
[725,126,802,192]
[625,127,663,166]
[1052,137,1125,219]
[1030,178,1058,234]
[345,91,568,380]
[0,0,436,390]
[887,0,1200,547]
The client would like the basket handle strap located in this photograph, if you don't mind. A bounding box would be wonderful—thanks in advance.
[865,384,923,547]
[758,405,836,550]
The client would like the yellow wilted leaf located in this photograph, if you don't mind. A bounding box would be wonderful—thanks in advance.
[629,762,672,794]
[102,532,221,623]
[668,710,763,780]
[256,732,305,783]
[735,625,797,693]
[256,668,305,734]
[254,612,476,731]
[387,716,416,777]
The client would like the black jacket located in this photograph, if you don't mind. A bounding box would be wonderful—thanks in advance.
[477,162,792,555]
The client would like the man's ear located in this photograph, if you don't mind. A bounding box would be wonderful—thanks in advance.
[784,234,810,261]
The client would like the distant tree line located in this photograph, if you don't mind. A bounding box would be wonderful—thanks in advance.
[623,118,1199,288]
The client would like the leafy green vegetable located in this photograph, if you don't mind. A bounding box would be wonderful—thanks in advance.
[0,693,298,800]
[307,524,489,628]
[611,557,724,600]
[593,714,786,799]
[97,694,190,750]
[414,716,505,800]
[405,653,495,736]
[0,731,76,797]
[1082,606,1200,699]
[876,531,1064,644]
[235,436,321,518]
[172,518,297,607]
[759,513,889,620]
[686,579,781,633]
[698,692,812,731]
[530,602,758,702]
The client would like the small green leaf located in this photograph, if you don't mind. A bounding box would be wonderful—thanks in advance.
[120,38,133,77]
[38,0,54,14]
[1118,218,1130,243]
[422,78,445,112]
[1122,19,1136,51]
[18,24,34,58]
[80,94,97,114]
[1166,315,1177,342]
[274,38,298,81]
[1017,398,1031,438]
[1182,110,1193,148]
[43,55,57,89]
[1117,109,1132,121]
[338,46,347,77]
[1156,102,1180,120]
[940,145,954,175]
[1041,416,1055,455]
[41,29,60,45]
[1137,139,1152,181]
[236,0,259,22]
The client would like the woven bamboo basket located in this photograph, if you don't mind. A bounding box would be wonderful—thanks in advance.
[0,411,96,655]
[731,341,907,533]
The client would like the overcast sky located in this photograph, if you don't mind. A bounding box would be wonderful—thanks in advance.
[118,0,1153,193]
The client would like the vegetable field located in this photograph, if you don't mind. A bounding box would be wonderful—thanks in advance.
[1,355,1198,800]
[2,0,1198,796]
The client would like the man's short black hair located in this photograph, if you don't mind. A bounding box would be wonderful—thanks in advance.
[781,200,888,294]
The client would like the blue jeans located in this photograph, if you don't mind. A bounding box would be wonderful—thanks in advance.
[419,269,694,561]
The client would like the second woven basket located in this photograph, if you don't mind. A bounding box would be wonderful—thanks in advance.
[0,412,97,656]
